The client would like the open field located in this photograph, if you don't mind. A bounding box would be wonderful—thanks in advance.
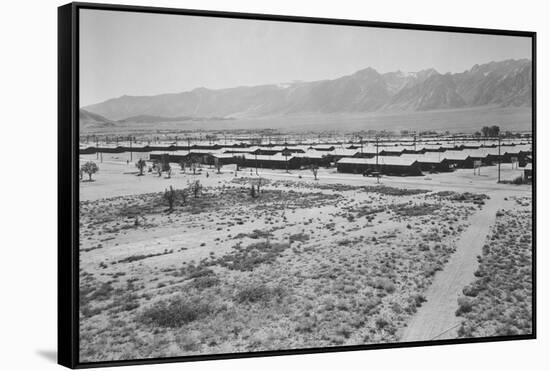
[78,154,532,362]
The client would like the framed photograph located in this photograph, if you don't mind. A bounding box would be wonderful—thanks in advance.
[58,2,536,368]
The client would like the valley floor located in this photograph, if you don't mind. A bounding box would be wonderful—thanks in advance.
[78,159,532,362]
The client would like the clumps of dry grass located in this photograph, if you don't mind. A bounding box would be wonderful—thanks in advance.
[235,283,286,304]
[343,204,386,220]
[455,297,473,316]
[116,249,173,264]
[138,296,215,328]
[289,232,310,243]
[390,203,441,217]
[212,241,290,271]
[270,179,429,196]
[270,179,361,192]
[80,277,143,319]
[362,185,429,196]
[231,177,270,186]
[427,191,489,205]
[404,294,426,314]
[81,281,114,304]
[512,196,531,207]
[456,208,532,338]
[232,229,273,240]
[372,277,396,293]
[191,275,220,290]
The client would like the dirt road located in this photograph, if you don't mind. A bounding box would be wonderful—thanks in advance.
[400,193,506,342]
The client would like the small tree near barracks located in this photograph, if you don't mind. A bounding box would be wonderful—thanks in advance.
[81,161,99,181]
[191,180,202,198]
[214,157,222,174]
[163,186,176,212]
[311,165,319,180]
[135,159,146,176]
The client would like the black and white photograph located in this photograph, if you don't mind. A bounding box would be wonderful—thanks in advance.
[73,4,534,365]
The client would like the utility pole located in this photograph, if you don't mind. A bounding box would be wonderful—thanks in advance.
[129,136,133,162]
[255,152,258,175]
[359,136,363,156]
[497,134,501,183]
[376,137,379,169]
[284,138,289,173]
[376,136,380,183]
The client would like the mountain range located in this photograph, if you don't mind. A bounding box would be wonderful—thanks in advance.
[82,59,532,122]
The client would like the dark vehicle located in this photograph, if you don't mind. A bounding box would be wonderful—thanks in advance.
[363,169,381,178]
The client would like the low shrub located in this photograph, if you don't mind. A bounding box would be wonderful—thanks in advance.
[375,317,390,330]
[138,296,214,328]
[289,232,310,243]
[235,284,285,304]
[462,285,480,297]
[455,297,473,316]
[215,241,290,271]
[373,278,396,293]
[191,275,220,289]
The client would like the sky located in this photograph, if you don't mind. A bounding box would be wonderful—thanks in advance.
[79,9,532,107]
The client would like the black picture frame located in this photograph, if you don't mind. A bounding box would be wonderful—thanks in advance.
[58,2,536,368]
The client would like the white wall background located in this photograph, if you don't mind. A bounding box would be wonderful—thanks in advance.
[0,0,545,370]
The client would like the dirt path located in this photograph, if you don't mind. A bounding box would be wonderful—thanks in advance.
[400,194,504,342]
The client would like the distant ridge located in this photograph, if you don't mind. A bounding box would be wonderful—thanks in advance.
[117,114,234,123]
[79,109,114,127]
[83,59,532,122]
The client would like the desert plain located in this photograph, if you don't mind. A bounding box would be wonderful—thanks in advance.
[77,150,532,362]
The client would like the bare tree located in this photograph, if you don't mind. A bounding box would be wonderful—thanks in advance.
[481,125,500,138]
[191,180,202,198]
[189,156,199,175]
[256,178,263,196]
[135,159,146,176]
[214,157,222,174]
[163,186,176,212]
[160,154,171,177]
[250,183,257,198]
[179,188,188,205]
[156,163,162,177]
[81,161,99,181]
[490,125,500,137]
[310,165,319,180]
